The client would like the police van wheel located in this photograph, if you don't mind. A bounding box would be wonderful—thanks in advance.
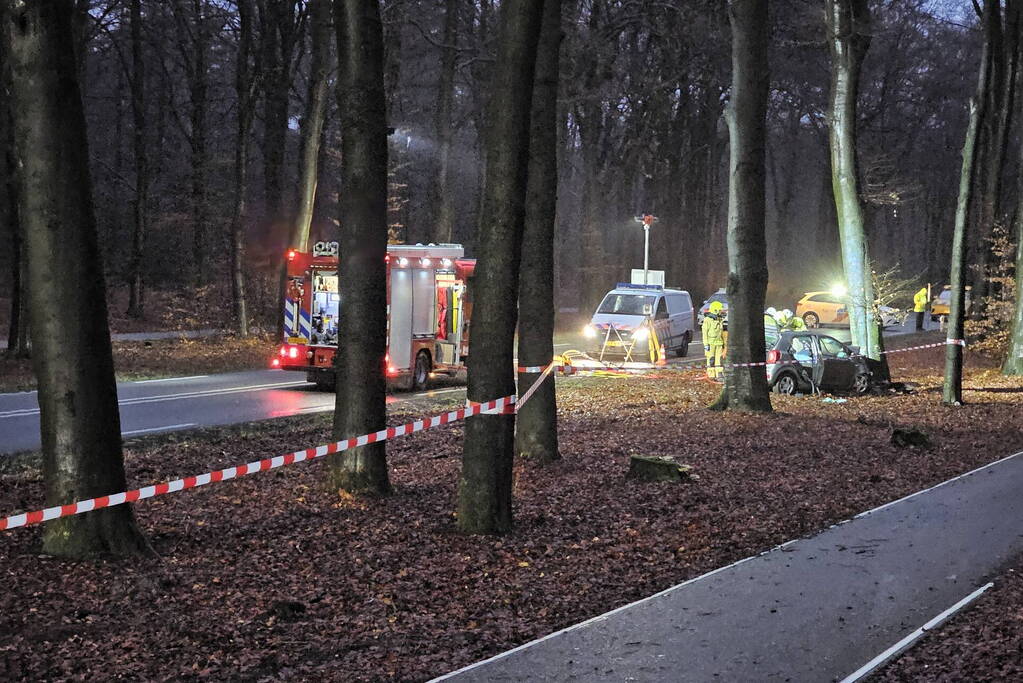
[675,334,690,358]
[412,351,431,391]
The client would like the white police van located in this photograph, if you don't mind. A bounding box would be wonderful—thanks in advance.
[583,283,695,358]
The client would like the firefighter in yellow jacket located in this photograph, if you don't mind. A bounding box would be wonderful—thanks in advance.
[702,300,725,381]
[913,287,928,331]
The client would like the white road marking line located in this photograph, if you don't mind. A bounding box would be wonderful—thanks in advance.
[838,582,995,683]
[135,375,209,384]
[0,380,311,420]
[122,423,196,436]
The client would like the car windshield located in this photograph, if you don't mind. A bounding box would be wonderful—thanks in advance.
[597,293,655,316]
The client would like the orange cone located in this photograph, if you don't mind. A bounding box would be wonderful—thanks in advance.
[656,344,667,366]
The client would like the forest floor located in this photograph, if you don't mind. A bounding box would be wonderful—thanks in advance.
[2,333,1023,681]
[0,334,278,393]
[875,549,1023,681]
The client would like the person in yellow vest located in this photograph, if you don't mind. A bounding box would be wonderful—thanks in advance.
[702,300,725,381]
[777,308,806,331]
[913,287,928,331]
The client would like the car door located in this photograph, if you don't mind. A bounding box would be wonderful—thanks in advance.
[814,335,856,390]
[653,296,671,346]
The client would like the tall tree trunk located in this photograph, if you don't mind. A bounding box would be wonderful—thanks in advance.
[711,0,771,412]
[825,0,879,360]
[1003,175,1023,374]
[945,0,995,402]
[458,0,543,535]
[290,0,332,253]
[328,0,390,495]
[2,0,149,558]
[515,0,560,463]
[260,0,299,235]
[231,0,258,337]
[2,47,29,359]
[190,0,208,285]
[433,0,459,243]
[126,0,147,318]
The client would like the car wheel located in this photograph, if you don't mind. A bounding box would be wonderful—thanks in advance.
[803,312,819,328]
[676,333,690,358]
[853,372,871,395]
[412,350,431,391]
[773,372,799,395]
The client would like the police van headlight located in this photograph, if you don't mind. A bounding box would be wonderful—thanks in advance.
[583,325,597,338]
[632,327,649,342]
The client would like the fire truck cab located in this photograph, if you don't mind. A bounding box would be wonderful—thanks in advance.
[274,242,475,391]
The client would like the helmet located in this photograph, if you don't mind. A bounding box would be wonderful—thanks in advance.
[765,307,777,317]
[709,301,724,313]
[781,309,793,319]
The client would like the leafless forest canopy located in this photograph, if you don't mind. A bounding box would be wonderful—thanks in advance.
[0,0,980,320]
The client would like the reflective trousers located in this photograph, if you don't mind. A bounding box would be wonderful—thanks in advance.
[705,344,724,379]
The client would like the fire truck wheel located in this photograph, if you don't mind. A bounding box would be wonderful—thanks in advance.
[412,350,432,391]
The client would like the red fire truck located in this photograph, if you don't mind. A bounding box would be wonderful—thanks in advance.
[273,242,475,390]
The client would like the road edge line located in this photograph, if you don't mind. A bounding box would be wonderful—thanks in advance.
[838,582,994,683]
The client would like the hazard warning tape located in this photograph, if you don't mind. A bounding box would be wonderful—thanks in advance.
[0,395,516,532]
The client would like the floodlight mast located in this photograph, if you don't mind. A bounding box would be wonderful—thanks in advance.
[633,213,658,284]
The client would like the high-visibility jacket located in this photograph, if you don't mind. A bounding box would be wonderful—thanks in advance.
[702,313,725,346]
[913,288,928,313]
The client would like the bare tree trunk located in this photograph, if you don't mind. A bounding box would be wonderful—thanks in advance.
[231,0,258,337]
[260,0,299,233]
[290,0,332,253]
[2,46,29,359]
[126,0,148,318]
[433,0,458,243]
[515,0,560,463]
[172,0,210,285]
[328,0,390,495]
[946,0,995,401]
[458,0,543,535]
[711,0,771,413]
[825,0,879,360]
[2,0,150,558]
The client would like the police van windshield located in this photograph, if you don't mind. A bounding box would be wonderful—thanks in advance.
[597,293,656,316]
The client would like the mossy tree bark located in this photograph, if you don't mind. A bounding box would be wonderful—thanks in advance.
[291,0,332,254]
[230,0,258,337]
[515,0,561,462]
[2,0,150,558]
[328,0,390,495]
[825,0,879,360]
[458,0,544,535]
[711,0,772,413]
[946,0,995,399]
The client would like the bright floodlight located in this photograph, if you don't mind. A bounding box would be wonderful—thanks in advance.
[632,327,649,342]
[831,283,847,297]
[583,325,597,338]
[398,257,409,267]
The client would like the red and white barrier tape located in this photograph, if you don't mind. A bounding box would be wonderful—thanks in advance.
[880,339,966,355]
[516,361,559,410]
[0,395,516,532]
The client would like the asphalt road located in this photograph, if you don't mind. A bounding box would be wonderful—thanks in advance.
[438,451,1023,682]
[0,319,926,456]
[0,370,468,455]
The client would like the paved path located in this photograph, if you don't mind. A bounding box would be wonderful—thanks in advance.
[437,451,1023,682]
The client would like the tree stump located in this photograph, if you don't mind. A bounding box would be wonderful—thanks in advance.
[627,455,692,483]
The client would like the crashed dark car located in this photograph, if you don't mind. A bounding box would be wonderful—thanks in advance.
[765,330,871,395]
